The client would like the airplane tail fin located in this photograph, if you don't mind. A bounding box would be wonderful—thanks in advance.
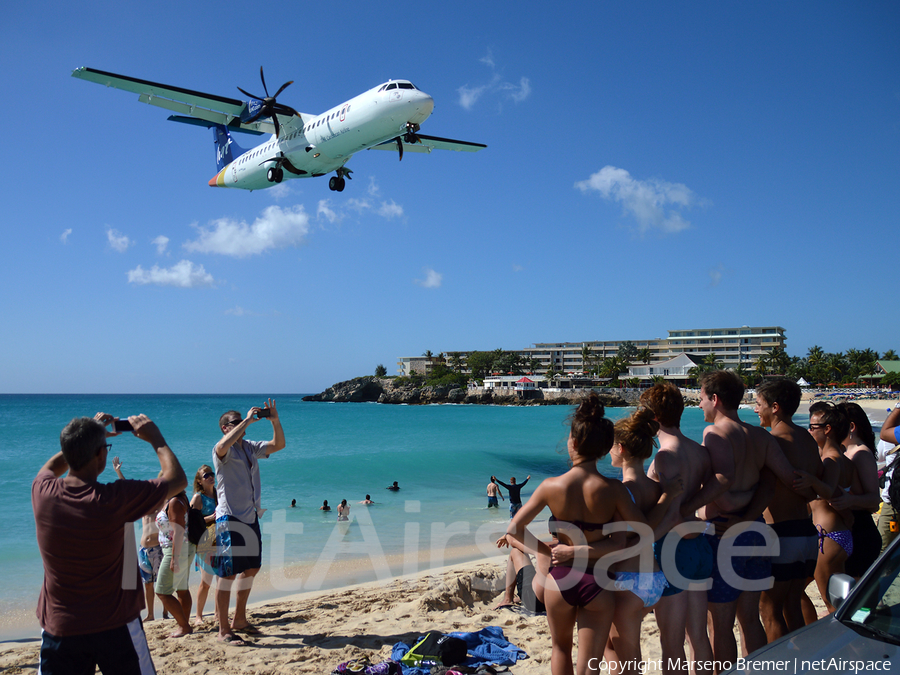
[213,125,246,171]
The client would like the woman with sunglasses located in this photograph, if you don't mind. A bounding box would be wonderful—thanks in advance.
[190,464,217,625]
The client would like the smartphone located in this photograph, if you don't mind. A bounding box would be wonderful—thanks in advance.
[255,409,272,419]
[113,418,133,433]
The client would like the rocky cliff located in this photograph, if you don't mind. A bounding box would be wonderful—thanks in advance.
[302,377,633,406]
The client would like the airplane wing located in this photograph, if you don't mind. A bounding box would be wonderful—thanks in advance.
[369,134,487,154]
[71,67,297,136]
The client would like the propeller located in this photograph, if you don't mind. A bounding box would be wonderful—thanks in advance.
[238,66,301,137]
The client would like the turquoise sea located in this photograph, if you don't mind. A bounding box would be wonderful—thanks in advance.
[0,394,787,641]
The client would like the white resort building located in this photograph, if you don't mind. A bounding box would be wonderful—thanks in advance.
[397,325,787,380]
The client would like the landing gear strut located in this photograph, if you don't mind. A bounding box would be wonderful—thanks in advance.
[328,167,353,192]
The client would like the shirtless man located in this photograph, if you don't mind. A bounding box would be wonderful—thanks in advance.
[754,379,822,641]
[486,478,505,509]
[643,383,715,675]
[681,371,807,670]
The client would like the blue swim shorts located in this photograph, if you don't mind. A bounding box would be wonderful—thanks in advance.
[211,514,261,578]
[137,545,163,585]
[654,533,714,597]
[487,496,499,508]
[707,518,773,604]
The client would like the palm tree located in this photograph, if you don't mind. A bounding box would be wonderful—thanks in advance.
[637,348,652,365]
[767,347,791,375]
[883,349,898,361]
[702,353,723,371]
[580,344,594,375]
[754,353,770,377]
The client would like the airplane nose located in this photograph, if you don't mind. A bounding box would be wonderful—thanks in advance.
[408,91,434,124]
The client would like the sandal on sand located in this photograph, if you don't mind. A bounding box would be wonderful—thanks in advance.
[233,624,261,635]
[217,634,247,646]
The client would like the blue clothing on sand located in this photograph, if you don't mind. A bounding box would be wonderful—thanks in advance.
[391,626,526,674]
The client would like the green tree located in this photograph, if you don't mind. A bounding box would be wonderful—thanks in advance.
[374,364,387,377]
[580,344,594,375]
[446,352,465,372]
[637,348,652,365]
[883,349,898,361]
[466,351,496,380]
[767,347,791,375]
[617,341,638,362]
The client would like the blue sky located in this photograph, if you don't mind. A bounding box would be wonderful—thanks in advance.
[2,2,898,393]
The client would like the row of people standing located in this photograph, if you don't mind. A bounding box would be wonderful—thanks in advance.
[501,374,885,675]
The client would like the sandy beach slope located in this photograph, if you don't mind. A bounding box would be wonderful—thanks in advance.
[0,558,829,675]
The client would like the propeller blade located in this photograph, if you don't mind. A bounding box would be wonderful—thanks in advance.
[237,87,263,100]
[273,103,302,118]
[272,115,281,137]
[259,66,269,97]
[396,137,403,161]
[273,80,293,98]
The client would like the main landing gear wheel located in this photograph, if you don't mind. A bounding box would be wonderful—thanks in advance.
[328,176,345,192]
[267,167,284,183]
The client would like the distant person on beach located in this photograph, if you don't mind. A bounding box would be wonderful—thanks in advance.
[112,456,168,623]
[506,393,651,675]
[387,481,400,491]
[359,494,375,504]
[338,499,350,521]
[189,465,217,626]
[33,413,186,675]
[212,399,286,645]
[642,383,714,675]
[492,475,530,518]
[876,409,900,551]
[753,379,822,642]
[486,477,505,509]
[320,500,331,511]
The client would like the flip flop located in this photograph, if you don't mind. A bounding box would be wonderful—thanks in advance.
[217,634,247,646]
[233,624,262,635]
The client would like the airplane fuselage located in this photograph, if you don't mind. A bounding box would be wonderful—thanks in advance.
[209,81,434,190]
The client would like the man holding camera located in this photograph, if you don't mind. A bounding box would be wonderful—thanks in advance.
[211,399,285,644]
[33,413,187,675]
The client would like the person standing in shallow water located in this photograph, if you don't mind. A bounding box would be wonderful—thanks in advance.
[337,499,350,521]
[492,475,530,518]
[486,477,504,509]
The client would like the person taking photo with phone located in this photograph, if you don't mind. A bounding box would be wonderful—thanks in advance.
[210,399,286,645]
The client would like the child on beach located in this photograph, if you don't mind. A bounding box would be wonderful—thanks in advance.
[189,464,217,625]
[112,457,167,622]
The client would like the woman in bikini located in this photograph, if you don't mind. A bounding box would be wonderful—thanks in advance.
[604,408,673,675]
[834,401,881,578]
[189,464,217,625]
[794,402,859,616]
[506,394,652,675]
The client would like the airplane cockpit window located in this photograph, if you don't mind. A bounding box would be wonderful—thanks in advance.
[386,83,397,90]
[398,83,414,89]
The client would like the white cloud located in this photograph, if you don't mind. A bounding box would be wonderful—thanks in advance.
[317,199,340,224]
[415,268,443,289]
[107,228,131,252]
[183,205,310,258]
[458,53,530,110]
[377,200,404,219]
[127,260,216,288]
[60,228,72,244]
[152,235,169,254]
[708,264,726,288]
[575,166,700,234]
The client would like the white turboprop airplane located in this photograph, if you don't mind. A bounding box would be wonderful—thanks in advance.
[72,66,486,192]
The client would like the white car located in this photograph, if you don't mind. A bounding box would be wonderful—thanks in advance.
[723,535,900,674]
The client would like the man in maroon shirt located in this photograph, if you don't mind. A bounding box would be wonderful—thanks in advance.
[32,413,186,675]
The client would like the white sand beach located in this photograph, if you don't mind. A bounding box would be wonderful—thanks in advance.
[0,557,830,675]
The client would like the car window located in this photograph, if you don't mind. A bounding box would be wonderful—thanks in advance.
[840,540,900,640]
